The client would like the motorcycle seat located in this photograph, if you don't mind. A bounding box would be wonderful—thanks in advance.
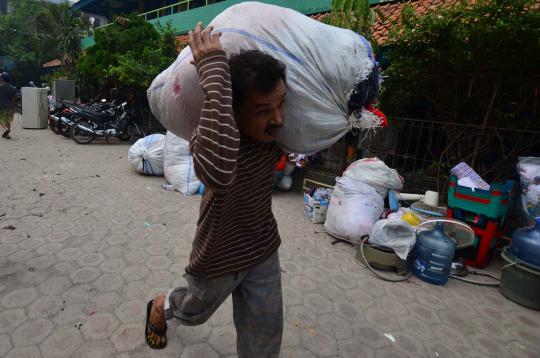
[77,108,115,122]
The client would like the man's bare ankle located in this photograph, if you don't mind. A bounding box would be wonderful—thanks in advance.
[152,295,166,317]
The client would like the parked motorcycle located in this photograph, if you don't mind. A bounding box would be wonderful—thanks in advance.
[70,102,145,144]
[85,98,117,112]
[49,99,116,137]
[48,101,80,137]
[48,101,66,135]
[57,110,78,138]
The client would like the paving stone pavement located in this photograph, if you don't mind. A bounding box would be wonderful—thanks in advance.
[1,116,540,358]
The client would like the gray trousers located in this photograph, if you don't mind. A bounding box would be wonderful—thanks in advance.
[164,251,283,358]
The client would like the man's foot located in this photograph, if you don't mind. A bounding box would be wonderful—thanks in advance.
[145,294,167,349]
[2,130,9,138]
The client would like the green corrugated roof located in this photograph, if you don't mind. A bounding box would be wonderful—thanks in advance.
[149,0,332,35]
[82,0,332,49]
[81,0,398,49]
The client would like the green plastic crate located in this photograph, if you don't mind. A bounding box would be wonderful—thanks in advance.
[448,175,514,220]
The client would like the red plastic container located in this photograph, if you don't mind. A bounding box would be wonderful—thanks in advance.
[447,175,514,268]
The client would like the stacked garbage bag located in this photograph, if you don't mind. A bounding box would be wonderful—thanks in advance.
[128,132,201,196]
[162,132,201,195]
[128,134,166,176]
[324,158,404,243]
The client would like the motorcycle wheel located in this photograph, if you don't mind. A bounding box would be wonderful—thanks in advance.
[71,118,96,144]
[117,132,131,141]
[59,122,71,137]
[49,117,60,135]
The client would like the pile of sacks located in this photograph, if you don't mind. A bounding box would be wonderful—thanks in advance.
[128,132,201,195]
[324,158,404,243]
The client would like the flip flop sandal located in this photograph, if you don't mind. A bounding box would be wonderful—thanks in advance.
[145,300,167,349]
[1,130,9,138]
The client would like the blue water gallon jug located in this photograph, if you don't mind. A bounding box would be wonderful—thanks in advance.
[509,217,540,267]
[412,221,456,285]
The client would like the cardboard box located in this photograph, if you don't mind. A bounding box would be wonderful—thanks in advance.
[304,192,330,224]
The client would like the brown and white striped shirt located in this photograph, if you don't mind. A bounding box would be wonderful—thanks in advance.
[187,51,281,278]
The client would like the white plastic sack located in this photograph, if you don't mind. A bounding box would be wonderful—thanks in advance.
[163,131,201,195]
[343,158,403,197]
[517,157,540,223]
[369,219,416,260]
[324,176,384,243]
[147,1,378,154]
[128,134,166,176]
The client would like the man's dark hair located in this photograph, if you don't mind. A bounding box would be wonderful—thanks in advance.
[229,50,286,110]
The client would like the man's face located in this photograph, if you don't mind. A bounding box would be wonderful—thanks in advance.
[236,79,286,142]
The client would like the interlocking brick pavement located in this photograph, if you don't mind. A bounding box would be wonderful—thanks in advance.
[1,115,539,357]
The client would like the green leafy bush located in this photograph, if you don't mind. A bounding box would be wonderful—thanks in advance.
[381,0,540,129]
[77,15,179,90]
[0,0,88,86]
[324,0,385,44]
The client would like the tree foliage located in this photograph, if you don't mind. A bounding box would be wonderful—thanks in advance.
[44,1,89,76]
[380,0,540,129]
[373,0,540,187]
[324,0,385,45]
[77,15,179,90]
[0,0,88,85]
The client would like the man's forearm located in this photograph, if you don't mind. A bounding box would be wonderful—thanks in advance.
[191,51,240,191]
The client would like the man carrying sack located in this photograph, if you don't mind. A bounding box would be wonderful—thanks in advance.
[145,22,286,357]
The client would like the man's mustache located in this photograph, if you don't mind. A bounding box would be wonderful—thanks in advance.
[266,125,283,131]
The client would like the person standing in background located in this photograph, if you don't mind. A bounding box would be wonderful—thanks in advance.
[0,72,16,139]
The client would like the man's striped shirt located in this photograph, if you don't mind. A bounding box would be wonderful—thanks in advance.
[187,50,281,278]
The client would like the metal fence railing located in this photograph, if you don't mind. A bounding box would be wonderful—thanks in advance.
[91,0,226,31]
[308,117,540,197]
[361,117,540,194]
[140,0,225,21]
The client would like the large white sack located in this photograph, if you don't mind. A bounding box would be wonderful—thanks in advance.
[343,158,403,197]
[324,176,384,243]
[164,131,201,195]
[128,134,166,176]
[147,1,378,154]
